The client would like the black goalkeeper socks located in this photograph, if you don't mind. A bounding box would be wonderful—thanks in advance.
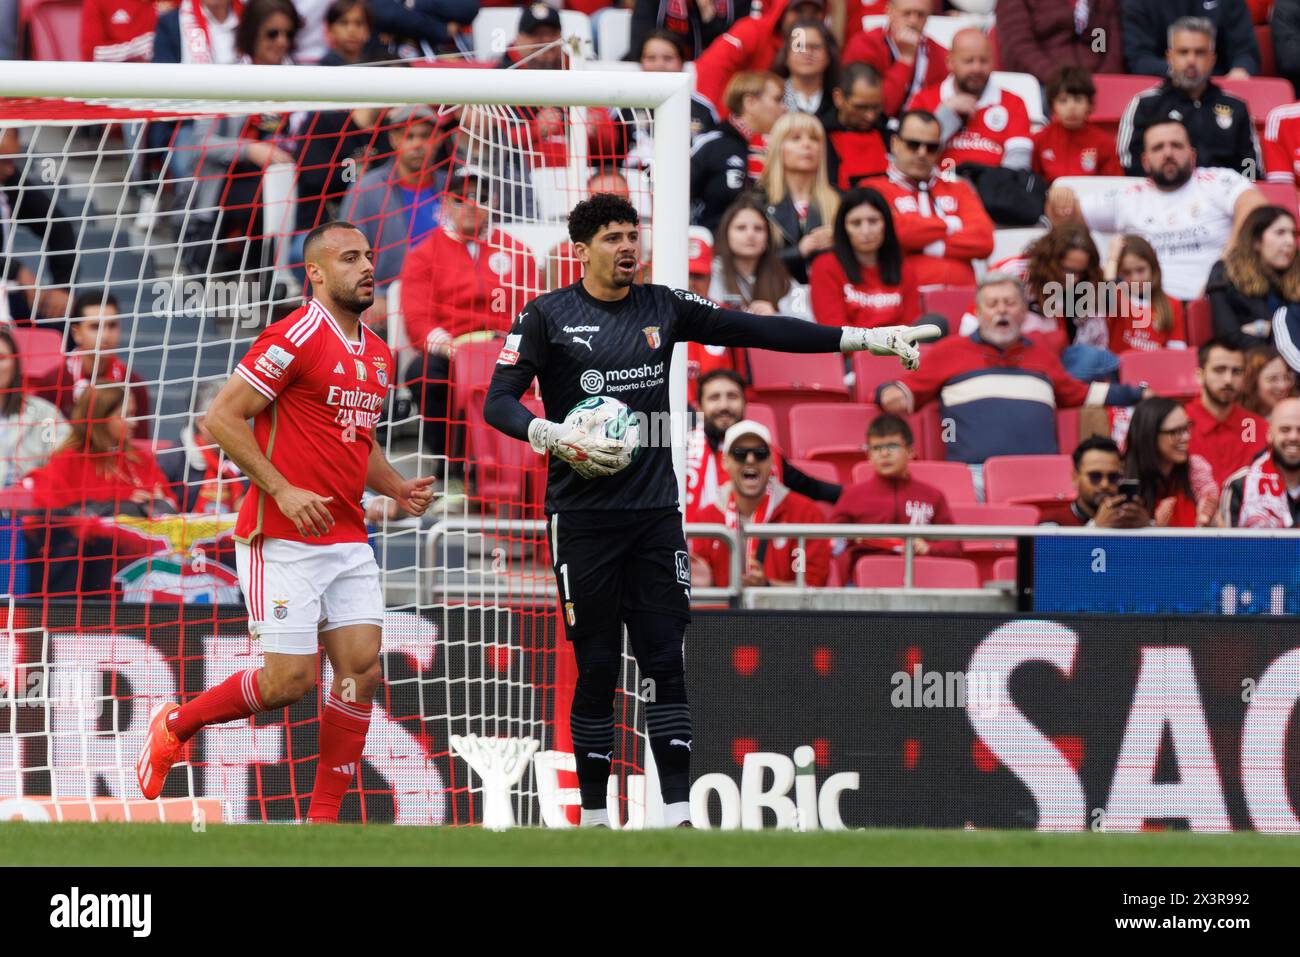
[569,709,615,810]
[644,701,692,804]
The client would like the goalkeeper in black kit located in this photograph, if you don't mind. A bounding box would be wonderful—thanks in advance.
[484,194,931,828]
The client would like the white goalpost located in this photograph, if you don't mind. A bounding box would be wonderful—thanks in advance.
[0,59,691,827]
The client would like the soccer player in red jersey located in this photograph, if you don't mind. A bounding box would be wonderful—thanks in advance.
[136,221,435,822]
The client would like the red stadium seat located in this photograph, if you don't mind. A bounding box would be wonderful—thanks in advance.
[912,403,946,461]
[1220,77,1297,128]
[1185,298,1213,348]
[1091,74,1160,131]
[786,458,842,517]
[949,502,1041,580]
[1056,408,1080,457]
[9,326,64,382]
[853,555,982,588]
[747,349,850,450]
[1257,181,1299,220]
[1119,347,1200,399]
[917,285,976,324]
[789,402,879,483]
[852,351,907,404]
[466,386,534,507]
[1258,25,1276,77]
[743,402,781,445]
[982,455,1073,505]
[20,0,81,61]
[991,555,1018,581]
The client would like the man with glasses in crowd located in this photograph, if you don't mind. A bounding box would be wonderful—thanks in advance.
[823,62,890,191]
[864,108,995,290]
[1038,436,1153,527]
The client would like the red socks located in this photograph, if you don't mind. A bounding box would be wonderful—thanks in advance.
[167,669,265,742]
[306,692,372,823]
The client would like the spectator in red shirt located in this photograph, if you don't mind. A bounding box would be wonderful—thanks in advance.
[400,167,542,474]
[692,419,832,588]
[1221,397,1300,526]
[82,0,165,62]
[1240,346,1298,418]
[810,185,915,328]
[863,109,995,288]
[830,412,960,581]
[906,29,1034,171]
[1185,339,1269,484]
[693,0,828,118]
[1125,396,1220,527]
[823,62,890,191]
[994,0,1125,84]
[37,290,153,426]
[1037,436,1153,527]
[842,0,947,119]
[1103,234,1187,353]
[1032,66,1124,183]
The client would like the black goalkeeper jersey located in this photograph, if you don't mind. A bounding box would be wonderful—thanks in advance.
[484,281,844,514]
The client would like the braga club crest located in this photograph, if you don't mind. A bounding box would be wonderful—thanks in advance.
[643,326,661,349]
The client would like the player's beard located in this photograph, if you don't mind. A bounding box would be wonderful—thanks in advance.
[333,280,375,314]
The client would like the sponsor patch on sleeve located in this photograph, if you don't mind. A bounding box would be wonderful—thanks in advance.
[254,354,286,381]
[265,344,295,369]
[497,333,522,366]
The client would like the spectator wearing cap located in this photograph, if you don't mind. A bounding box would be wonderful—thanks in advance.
[1221,397,1300,526]
[877,274,1147,496]
[343,105,448,305]
[399,167,542,473]
[842,0,947,119]
[823,62,890,192]
[686,369,842,522]
[906,29,1034,172]
[691,419,832,588]
[693,0,828,119]
[1118,17,1259,177]
[994,0,1125,85]
[497,2,563,70]
[811,185,918,329]
[1037,436,1152,527]
[36,290,153,426]
[830,413,961,582]
[1124,0,1259,79]
[862,109,995,289]
[1185,339,1268,485]
[690,71,786,232]
[627,0,750,62]
[157,380,247,513]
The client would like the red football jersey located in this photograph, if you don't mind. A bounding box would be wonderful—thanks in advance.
[233,300,392,545]
[1263,104,1300,185]
[907,77,1033,169]
[1032,120,1123,182]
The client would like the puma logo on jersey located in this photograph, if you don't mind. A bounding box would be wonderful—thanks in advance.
[670,739,692,751]
[572,335,594,351]
[587,751,612,762]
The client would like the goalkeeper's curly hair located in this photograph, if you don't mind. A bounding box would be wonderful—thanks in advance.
[568,193,640,245]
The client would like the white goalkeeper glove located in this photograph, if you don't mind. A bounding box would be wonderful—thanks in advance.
[528,418,628,479]
[839,324,942,372]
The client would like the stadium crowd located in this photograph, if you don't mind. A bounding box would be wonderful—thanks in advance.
[5,0,1300,597]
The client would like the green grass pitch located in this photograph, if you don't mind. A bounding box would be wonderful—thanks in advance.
[2,822,1297,866]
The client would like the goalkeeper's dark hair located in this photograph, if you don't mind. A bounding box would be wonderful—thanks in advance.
[568,194,640,246]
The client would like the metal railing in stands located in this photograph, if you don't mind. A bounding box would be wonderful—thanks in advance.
[425,517,1300,605]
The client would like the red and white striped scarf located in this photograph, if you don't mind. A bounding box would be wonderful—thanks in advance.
[178,0,242,64]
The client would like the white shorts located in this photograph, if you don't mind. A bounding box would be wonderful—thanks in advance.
[235,538,384,655]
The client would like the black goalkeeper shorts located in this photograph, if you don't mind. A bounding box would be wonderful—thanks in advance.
[546,507,692,641]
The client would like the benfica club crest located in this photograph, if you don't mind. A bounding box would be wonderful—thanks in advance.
[1080,148,1097,173]
[273,598,289,620]
[643,326,661,349]
[372,356,388,387]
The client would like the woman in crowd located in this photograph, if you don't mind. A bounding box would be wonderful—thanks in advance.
[810,185,913,328]
[771,19,838,128]
[756,111,841,284]
[1022,223,1118,380]
[1241,345,1298,418]
[709,195,809,318]
[1105,234,1187,353]
[0,329,68,489]
[1124,396,1220,528]
[26,384,176,514]
[1207,205,1300,350]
